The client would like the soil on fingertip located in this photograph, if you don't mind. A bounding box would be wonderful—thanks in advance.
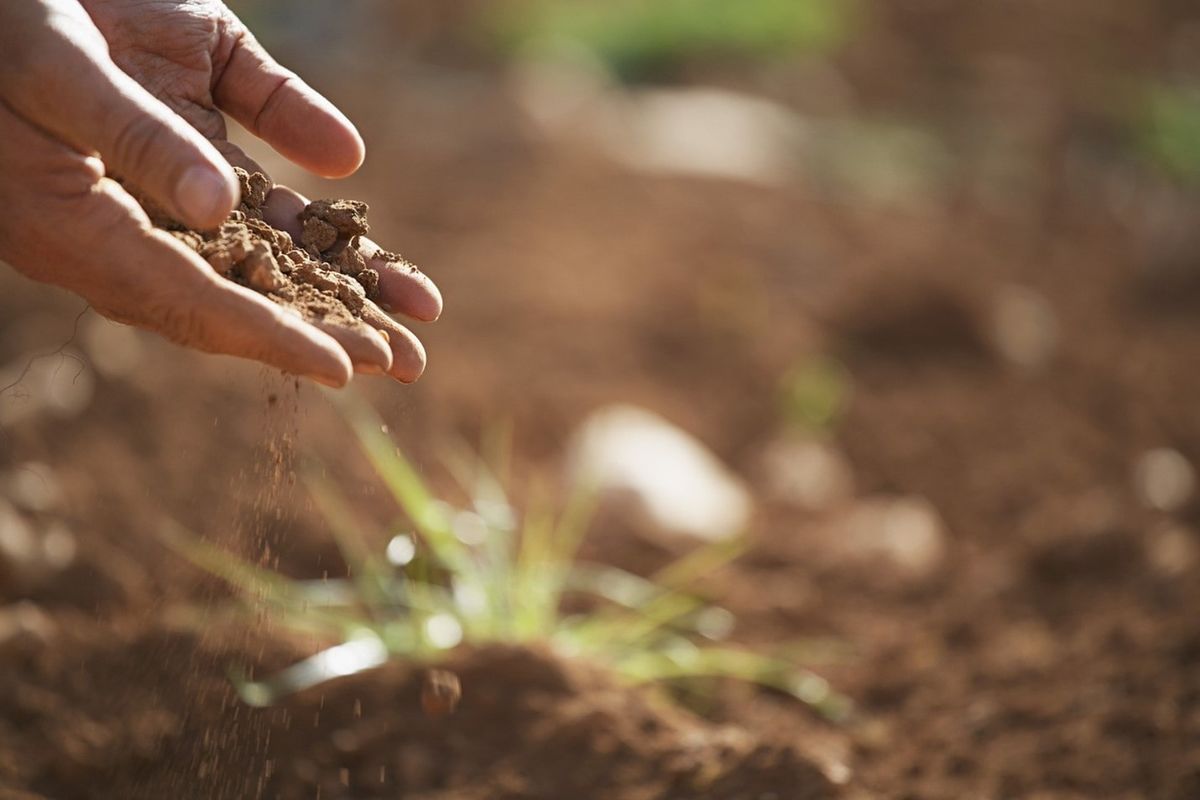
[139,168,416,333]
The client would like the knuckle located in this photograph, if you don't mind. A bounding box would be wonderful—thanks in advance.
[108,113,167,175]
[50,188,132,255]
[142,272,221,350]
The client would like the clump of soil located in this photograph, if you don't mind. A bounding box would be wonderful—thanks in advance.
[141,168,414,329]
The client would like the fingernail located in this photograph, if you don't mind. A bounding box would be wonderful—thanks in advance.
[175,165,236,227]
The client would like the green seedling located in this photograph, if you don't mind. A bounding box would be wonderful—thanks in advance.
[1138,84,1200,184]
[779,355,851,433]
[163,392,850,721]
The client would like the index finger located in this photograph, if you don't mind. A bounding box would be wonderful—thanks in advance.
[212,18,364,179]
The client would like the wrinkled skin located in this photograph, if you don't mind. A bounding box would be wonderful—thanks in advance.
[0,0,441,385]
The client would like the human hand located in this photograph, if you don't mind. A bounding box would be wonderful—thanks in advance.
[0,0,441,386]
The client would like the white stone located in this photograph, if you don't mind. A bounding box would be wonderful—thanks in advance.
[599,88,804,185]
[568,405,753,541]
[1133,448,1195,513]
[760,436,854,511]
[990,284,1058,368]
[836,495,947,580]
[0,601,55,646]
[515,68,805,187]
[5,462,64,512]
[0,499,38,567]
[1148,524,1198,577]
[40,522,77,570]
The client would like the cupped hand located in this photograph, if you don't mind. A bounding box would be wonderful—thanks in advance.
[0,0,440,386]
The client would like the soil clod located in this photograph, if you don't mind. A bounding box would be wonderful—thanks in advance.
[136,168,398,334]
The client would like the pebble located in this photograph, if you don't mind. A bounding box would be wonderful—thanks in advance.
[1148,523,1198,577]
[568,405,753,541]
[0,601,56,647]
[4,462,64,513]
[831,495,947,582]
[1133,448,1195,513]
[989,284,1058,368]
[758,435,854,511]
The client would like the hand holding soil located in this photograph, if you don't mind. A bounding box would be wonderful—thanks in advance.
[0,0,441,386]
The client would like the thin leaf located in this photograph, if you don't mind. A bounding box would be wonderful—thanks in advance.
[234,635,390,707]
[305,471,394,612]
[334,393,467,570]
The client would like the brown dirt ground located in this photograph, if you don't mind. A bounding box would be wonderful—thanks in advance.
[2,1,1200,798]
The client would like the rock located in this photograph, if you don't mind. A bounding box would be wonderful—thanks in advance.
[1147,523,1198,577]
[828,495,947,582]
[602,88,803,185]
[40,521,77,571]
[4,462,64,512]
[989,284,1058,368]
[0,601,56,648]
[759,436,854,511]
[513,61,803,187]
[0,499,76,584]
[1133,448,1195,513]
[567,405,753,541]
[0,499,38,569]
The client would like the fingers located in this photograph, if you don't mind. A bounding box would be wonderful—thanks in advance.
[140,278,356,388]
[261,185,443,321]
[359,238,444,322]
[259,184,308,240]
[313,320,393,376]
[358,305,428,383]
[0,3,237,229]
[213,23,365,178]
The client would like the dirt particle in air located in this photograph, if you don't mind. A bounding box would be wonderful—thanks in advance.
[420,669,462,718]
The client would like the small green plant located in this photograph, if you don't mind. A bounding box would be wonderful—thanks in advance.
[488,0,856,82]
[164,393,849,719]
[1137,84,1200,184]
[779,355,851,433]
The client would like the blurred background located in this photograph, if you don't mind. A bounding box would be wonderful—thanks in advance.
[3,1,1200,797]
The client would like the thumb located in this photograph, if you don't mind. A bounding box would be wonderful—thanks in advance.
[0,11,237,229]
